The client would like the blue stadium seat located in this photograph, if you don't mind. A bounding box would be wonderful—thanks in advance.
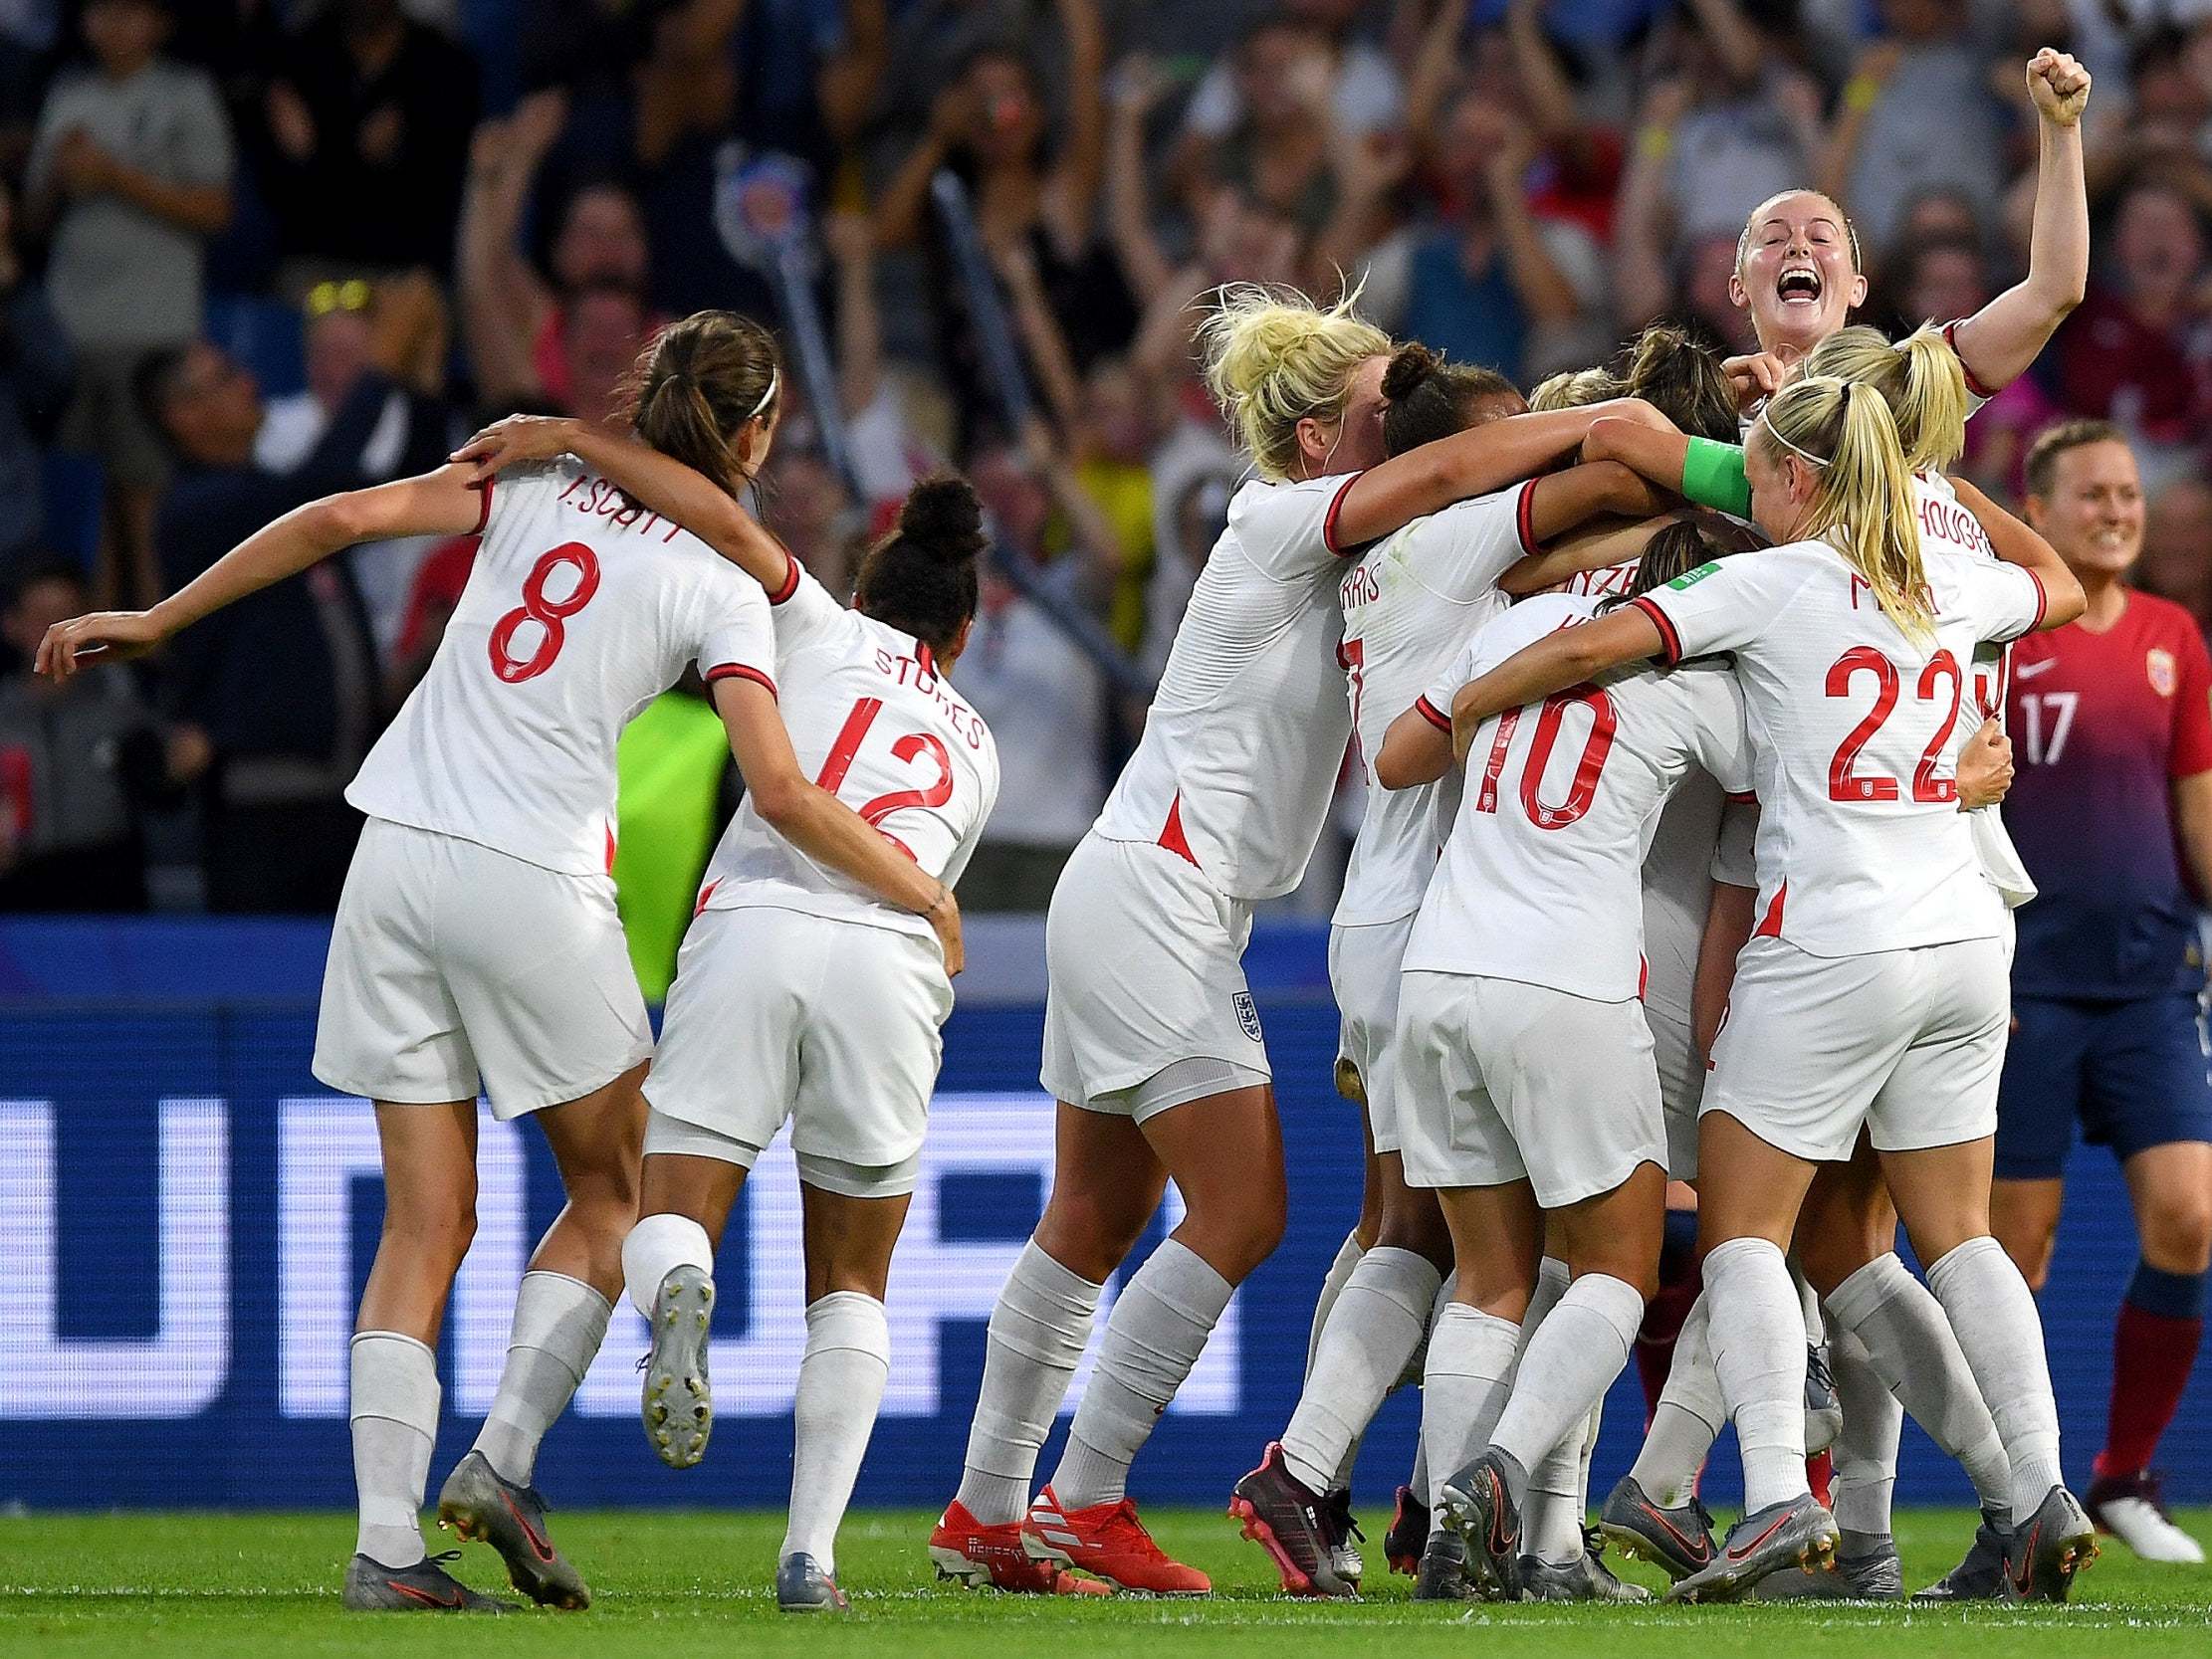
[204,294,308,400]
[39,449,105,572]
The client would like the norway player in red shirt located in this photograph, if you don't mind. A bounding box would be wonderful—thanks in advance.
[1998,421,2212,1564]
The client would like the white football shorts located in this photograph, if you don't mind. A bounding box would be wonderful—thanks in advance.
[642,904,952,1193]
[1645,999,1703,1181]
[1040,831,1270,1121]
[1699,933,2010,1164]
[1397,969,1667,1208]
[314,818,653,1119]
[1330,914,1416,1154]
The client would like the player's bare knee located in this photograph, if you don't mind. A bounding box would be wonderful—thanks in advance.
[2142,1189,2212,1274]
[1034,1194,1146,1284]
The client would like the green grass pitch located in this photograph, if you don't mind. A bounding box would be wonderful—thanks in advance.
[4,1508,2208,1656]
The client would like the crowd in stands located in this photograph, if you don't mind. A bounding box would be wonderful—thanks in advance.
[0,0,2208,938]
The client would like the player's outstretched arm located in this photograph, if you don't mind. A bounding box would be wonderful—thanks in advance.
[1944,49,2091,395]
[1375,700,1453,789]
[711,675,964,975]
[1490,461,1675,595]
[452,416,795,594]
[1946,474,2086,629]
[1448,606,1664,762]
[36,466,485,680]
[1331,398,1671,549]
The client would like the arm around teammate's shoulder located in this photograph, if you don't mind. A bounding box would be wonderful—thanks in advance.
[1447,605,1665,763]
[1376,698,1454,789]
[710,675,965,974]
[1328,397,1671,550]
[1946,474,2085,630]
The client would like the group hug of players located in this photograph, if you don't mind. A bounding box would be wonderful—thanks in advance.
[38,43,2194,1615]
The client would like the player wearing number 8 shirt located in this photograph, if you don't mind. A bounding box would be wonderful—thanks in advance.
[1446,375,2090,1602]
[40,313,961,1616]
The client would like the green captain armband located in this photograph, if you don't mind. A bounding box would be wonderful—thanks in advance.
[1680,436,1752,518]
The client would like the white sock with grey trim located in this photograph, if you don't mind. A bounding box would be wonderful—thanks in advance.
[1629,1293,1723,1508]
[1492,1273,1644,1516]
[350,1332,438,1568]
[472,1271,613,1486]
[955,1240,1104,1526]
[622,1212,714,1323]
[1703,1238,1811,1513]
[781,1292,891,1575]
[1420,1302,1521,1508]
[1826,1251,2013,1517]
[1051,1240,1234,1510]
[1280,1246,1441,1495]
[1924,1236,2064,1525]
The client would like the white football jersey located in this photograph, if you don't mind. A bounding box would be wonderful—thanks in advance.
[1333,481,1535,927]
[701,566,999,941]
[1402,593,1754,1001]
[1093,474,1360,901]
[348,460,774,876]
[1634,539,2047,956]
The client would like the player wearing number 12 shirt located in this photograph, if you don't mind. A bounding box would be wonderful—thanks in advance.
[41,313,960,1616]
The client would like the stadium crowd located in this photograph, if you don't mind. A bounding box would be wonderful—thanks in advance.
[0,0,2207,921]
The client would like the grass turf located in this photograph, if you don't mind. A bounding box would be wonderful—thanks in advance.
[3,1507,2208,1656]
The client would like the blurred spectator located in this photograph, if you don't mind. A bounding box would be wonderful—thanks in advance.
[874,0,1127,444]
[1173,16,1346,237]
[1180,0,1401,144]
[730,0,886,176]
[0,561,188,910]
[254,273,451,475]
[2053,177,2212,490]
[0,179,72,586]
[2138,474,2212,639]
[28,0,233,611]
[259,0,477,278]
[1823,2,2009,256]
[139,339,384,912]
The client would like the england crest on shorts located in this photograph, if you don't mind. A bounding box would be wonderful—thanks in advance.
[2149,647,2177,698]
[1233,991,1263,1043]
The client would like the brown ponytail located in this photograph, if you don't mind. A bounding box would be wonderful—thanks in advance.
[619,311,782,497]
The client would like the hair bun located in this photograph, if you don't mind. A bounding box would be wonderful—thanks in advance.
[1382,341,1440,402]
[899,476,988,563]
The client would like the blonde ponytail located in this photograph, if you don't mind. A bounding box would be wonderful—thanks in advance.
[1529,366,1620,413]
[1760,375,1933,645]
[1802,322,1968,474]
[1199,283,1391,481]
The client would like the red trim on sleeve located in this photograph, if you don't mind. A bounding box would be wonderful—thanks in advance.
[1638,954,1649,1001]
[766,549,802,605]
[470,477,495,535]
[694,878,721,918]
[1724,789,1757,804]
[1631,595,1683,666]
[604,823,618,874]
[1322,471,1367,557]
[2025,567,2049,634]
[1753,882,1787,938]
[1415,695,1451,733]
[1514,477,1540,556]
[705,663,778,698]
[1940,319,2000,400]
[1159,794,1201,867]
[918,641,937,676]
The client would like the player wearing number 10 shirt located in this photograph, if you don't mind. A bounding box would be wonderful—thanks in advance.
[40,312,963,1616]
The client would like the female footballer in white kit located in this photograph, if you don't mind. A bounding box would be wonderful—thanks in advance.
[1447,374,2088,1602]
[459,411,1000,1612]
[41,312,960,1615]
[932,284,1670,1596]
[1231,344,1687,1597]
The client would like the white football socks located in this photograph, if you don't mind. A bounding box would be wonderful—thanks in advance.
[1420,1301,1520,1507]
[1490,1271,1643,1512]
[1704,1238,1812,1513]
[1826,1251,2013,1517]
[1280,1246,1441,1495]
[1924,1236,2064,1524]
[1050,1240,1231,1511]
[349,1331,439,1568]
[954,1240,1103,1526]
[1629,1293,1724,1508]
[471,1271,612,1486]
[781,1292,891,1575]
[1826,1324,1901,1547]
[1305,1230,1364,1375]
[622,1212,714,1322]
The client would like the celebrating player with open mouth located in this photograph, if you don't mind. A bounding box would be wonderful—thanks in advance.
[1446,373,2087,1602]
[40,312,960,1615]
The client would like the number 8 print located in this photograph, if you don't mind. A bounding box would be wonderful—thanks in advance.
[489,542,601,683]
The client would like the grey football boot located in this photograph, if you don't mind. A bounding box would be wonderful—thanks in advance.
[1436,1450,1525,1601]
[1519,1532,1654,1602]
[342,1550,518,1612]
[1598,1474,1716,1581]
[1664,1495,1839,1604]
[2001,1486,2098,1602]
[1913,1508,2012,1601]
[641,1264,715,1469]
[776,1552,850,1613]
[1412,1528,1472,1600]
[1754,1541,1903,1601]
[436,1449,590,1609]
